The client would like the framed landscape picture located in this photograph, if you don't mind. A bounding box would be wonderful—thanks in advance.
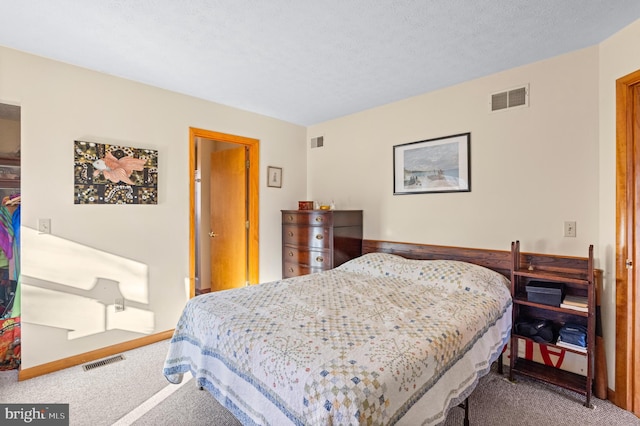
[393,133,470,194]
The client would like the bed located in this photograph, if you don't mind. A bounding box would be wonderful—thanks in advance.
[163,243,512,425]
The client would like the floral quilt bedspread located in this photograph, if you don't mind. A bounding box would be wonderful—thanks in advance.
[163,253,512,425]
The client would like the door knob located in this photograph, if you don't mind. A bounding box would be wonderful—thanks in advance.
[209,231,218,237]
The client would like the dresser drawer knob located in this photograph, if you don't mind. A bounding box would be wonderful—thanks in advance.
[316,256,324,263]
[315,234,323,240]
[315,216,324,223]
[287,215,294,221]
[288,267,294,272]
[288,231,294,237]
[288,251,294,256]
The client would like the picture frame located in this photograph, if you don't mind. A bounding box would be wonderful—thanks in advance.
[267,166,282,188]
[74,140,158,204]
[393,133,470,194]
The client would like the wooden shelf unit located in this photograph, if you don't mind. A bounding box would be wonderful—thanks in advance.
[509,240,595,407]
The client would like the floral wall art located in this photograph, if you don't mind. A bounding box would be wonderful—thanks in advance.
[74,141,158,204]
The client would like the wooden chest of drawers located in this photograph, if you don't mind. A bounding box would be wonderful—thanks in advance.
[282,210,363,278]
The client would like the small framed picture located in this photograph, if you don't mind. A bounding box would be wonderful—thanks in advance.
[267,166,282,188]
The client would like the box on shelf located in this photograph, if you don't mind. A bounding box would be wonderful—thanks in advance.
[525,281,564,307]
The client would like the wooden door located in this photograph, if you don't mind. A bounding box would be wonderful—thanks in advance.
[616,68,640,415]
[210,146,247,291]
[188,127,259,298]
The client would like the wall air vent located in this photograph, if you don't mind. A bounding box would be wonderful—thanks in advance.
[490,84,529,112]
[310,136,324,148]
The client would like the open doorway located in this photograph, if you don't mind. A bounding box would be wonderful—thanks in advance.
[189,128,259,297]
[0,103,21,371]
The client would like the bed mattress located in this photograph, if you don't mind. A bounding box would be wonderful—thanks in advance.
[163,253,512,425]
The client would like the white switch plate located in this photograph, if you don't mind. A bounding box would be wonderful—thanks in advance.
[38,218,51,234]
[564,221,576,237]
[115,298,125,312]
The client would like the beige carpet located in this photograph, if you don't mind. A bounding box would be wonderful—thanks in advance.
[1,339,638,425]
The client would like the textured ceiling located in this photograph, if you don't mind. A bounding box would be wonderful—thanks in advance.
[1,1,639,126]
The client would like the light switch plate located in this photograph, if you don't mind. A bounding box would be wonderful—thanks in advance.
[38,218,51,234]
[564,221,576,237]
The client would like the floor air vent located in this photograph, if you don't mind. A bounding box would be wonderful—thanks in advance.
[490,84,529,112]
[83,354,125,371]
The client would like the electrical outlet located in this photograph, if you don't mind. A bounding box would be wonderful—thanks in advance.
[38,218,51,234]
[115,298,125,312]
[564,221,577,237]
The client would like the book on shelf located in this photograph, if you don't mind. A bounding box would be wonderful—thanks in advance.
[562,294,587,306]
[560,303,588,312]
[561,294,588,309]
[556,337,587,353]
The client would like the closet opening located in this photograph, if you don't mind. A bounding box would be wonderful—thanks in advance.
[0,102,21,371]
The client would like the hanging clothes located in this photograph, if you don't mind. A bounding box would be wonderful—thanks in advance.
[0,205,13,263]
[0,194,20,370]
[0,316,20,370]
[10,204,19,281]
[0,194,19,282]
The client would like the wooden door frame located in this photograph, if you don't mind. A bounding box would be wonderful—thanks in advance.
[615,69,640,414]
[189,127,259,298]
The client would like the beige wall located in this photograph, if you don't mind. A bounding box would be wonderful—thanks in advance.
[307,18,640,391]
[0,45,306,368]
[307,47,599,255]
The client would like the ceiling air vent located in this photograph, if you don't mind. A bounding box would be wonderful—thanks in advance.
[310,136,324,148]
[490,84,529,112]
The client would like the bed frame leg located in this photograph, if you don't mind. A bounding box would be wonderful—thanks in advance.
[457,397,470,426]
[455,349,501,425]
[464,397,470,426]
